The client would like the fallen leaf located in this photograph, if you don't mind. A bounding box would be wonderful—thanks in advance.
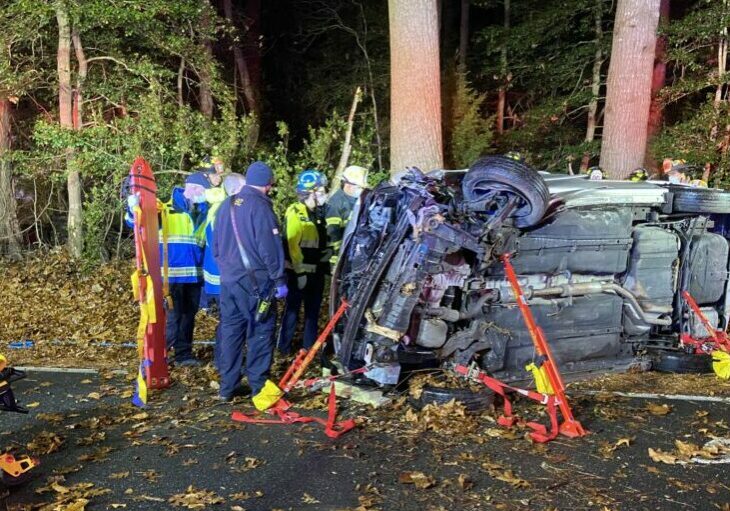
[457,473,473,490]
[398,471,436,489]
[301,493,320,504]
[648,447,677,464]
[87,392,101,400]
[26,402,40,408]
[646,403,672,416]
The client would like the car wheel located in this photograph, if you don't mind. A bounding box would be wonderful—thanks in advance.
[414,385,495,412]
[672,187,730,214]
[652,349,713,374]
[462,155,550,228]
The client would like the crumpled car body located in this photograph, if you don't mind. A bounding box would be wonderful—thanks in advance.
[331,156,730,385]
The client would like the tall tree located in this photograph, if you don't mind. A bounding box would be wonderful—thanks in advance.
[198,1,215,119]
[0,98,21,259]
[458,0,469,70]
[223,0,260,145]
[600,0,661,178]
[496,0,510,135]
[389,0,443,173]
[647,0,670,141]
[56,3,83,258]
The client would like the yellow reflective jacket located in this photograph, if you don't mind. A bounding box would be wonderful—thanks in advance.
[283,202,327,274]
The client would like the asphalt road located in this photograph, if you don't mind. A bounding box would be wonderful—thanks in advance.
[2,368,730,511]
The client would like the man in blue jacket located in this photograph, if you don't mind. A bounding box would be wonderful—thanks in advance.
[213,161,288,402]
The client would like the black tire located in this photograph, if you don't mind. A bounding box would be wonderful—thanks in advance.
[672,187,730,214]
[652,349,713,374]
[414,385,495,412]
[462,156,550,228]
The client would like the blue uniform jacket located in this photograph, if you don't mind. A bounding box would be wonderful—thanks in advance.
[212,186,286,291]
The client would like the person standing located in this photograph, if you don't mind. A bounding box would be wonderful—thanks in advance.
[325,165,368,266]
[202,173,245,371]
[213,162,288,402]
[277,170,329,356]
[158,172,210,367]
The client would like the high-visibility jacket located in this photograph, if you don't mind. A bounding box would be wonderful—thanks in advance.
[202,187,227,296]
[159,187,205,284]
[325,188,357,261]
[283,201,327,275]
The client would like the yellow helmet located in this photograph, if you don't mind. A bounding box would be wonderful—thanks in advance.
[0,354,7,372]
[342,165,369,188]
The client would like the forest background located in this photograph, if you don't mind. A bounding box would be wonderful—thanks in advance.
[0,0,726,265]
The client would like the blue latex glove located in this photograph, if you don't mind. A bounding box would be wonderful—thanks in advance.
[275,285,288,299]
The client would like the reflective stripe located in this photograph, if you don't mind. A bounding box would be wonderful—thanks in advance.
[295,263,317,273]
[167,267,202,278]
[166,235,199,244]
[326,217,343,226]
[203,269,220,285]
[300,239,319,249]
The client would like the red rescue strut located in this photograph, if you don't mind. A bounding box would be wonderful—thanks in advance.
[501,253,587,440]
[232,300,357,438]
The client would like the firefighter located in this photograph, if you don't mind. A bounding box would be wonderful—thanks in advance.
[277,170,329,356]
[213,161,288,402]
[325,165,368,266]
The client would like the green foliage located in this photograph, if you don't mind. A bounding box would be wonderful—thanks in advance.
[649,0,730,187]
[444,71,494,168]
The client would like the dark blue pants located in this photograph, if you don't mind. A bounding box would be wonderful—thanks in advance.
[165,282,201,362]
[218,279,276,397]
[277,271,325,355]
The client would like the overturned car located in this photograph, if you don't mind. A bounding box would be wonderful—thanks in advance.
[331,156,730,386]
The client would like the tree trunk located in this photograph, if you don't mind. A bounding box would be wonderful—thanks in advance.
[177,58,185,107]
[599,0,661,179]
[0,98,21,260]
[333,87,363,191]
[389,0,443,173]
[646,0,670,146]
[496,0,510,135]
[198,1,214,119]
[222,0,260,147]
[243,0,262,110]
[585,0,603,144]
[72,30,87,129]
[458,0,469,70]
[56,5,83,258]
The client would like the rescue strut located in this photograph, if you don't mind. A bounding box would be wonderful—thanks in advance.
[232,300,358,438]
[680,291,730,379]
[456,255,586,443]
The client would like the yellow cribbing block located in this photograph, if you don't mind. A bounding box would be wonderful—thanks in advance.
[713,351,730,380]
[252,379,284,411]
[526,362,554,395]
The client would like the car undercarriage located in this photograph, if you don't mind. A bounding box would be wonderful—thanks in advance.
[331,156,730,386]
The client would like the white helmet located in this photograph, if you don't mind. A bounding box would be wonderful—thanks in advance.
[342,165,369,188]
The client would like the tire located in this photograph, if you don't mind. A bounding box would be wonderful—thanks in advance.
[652,349,713,374]
[462,156,550,228]
[672,187,730,214]
[414,385,495,412]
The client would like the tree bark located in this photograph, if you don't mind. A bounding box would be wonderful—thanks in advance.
[458,0,469,70]
[222,0,260,147]
[600,0,661,179]
[496,0,510,135]
[646,0,670,144]
[177,58,185,107]
[585,0,603,144]
[56,4,83,258]
[389,0,443,173]
[198,1,214,119]
[333,87,363,191]
[72,30,87,129]
[0,98,21,260]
